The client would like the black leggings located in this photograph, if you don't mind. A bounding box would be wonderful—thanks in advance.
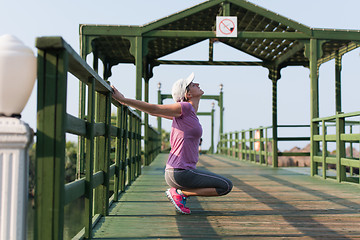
[165,168,233,196]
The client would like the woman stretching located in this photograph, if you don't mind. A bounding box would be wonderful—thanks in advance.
[111,72,233,214]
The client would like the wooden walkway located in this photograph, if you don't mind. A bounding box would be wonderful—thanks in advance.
[92,154,360,239]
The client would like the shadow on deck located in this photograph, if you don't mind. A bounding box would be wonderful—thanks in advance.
[92,153,360,239]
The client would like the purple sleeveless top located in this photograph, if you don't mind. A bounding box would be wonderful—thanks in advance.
[166,102,202,169]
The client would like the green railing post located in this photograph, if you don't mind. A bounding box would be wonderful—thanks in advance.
[241,131,245,160]
[259,128,265,164]
[122,108,129,191]
[336,114,346,182]
[114,105,123,201]
[130,115,135,182]
[211,107,215,154]
[131,114,137,180]
[224,133,228,155]
[264,128,268,165]
[144,76,150,165]
[217,134,222,154]
[78,38,88,179]
[157,83,162,135]
[84,77,95,239]
[234,132,239,159]
[219,84,224,136]
[349,125,354,176]
[249,130,254,162]
[136,117,142,176]
[229,132,233,157]
[35,47,68,240]
[93,92,110,216]
[321,120,327,179]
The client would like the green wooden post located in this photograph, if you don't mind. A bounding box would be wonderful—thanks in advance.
[269,67,280,167]
[249,130,254,162]
[157,83,162,140]
[135,36,143,113]
[336,114,346,182]
[77,85,86,179]
[219,84,224,137]
[222,1,230,15]
[35,48,67,240]
[308,39,320,176]
[217,134,222,154]
[259,129,265,164]
[144,77,150,165]
[121,108,128,191]
[128,115,133,182]
[234,132,239,159]
[78,37,88,179]
[349,125,354,176]
[93,92,109,216]
[225,133,228,155]
[209,38,214,62]
[211,107,215,154]
[104,93,112,212]
[137,117,142,175]
[321,120,327,179]
[335,51,342,113]
[84,77,95,239]
[265,128,268,165]
[131,115,136,181]
[229,132,233,157]
[114,105,123,200]
[241,131,245,160]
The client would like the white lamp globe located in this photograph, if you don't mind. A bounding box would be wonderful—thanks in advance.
[0,34,36,117]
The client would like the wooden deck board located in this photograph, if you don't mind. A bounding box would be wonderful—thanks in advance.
[92,153,360,239]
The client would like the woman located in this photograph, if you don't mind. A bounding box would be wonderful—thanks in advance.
[111,72,233,214]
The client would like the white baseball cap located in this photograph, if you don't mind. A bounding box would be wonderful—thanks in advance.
[171,72,195,102]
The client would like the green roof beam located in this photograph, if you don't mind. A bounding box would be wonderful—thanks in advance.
[80,25,143,37]
[228,0,312,35]
[312,29,360,41]
[143,30,310,39]
[154,60,263,66]
[141,0,223,33]
[274,42,305,66]
[318,42,359,65]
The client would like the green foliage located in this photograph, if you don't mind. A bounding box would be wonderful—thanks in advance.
[28,143,36,196]
[65,141,77,183]
[28,141,79,196]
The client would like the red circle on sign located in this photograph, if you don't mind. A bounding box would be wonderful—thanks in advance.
[219,19,235,35]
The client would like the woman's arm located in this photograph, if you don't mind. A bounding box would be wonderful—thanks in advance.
[111,85,181,119]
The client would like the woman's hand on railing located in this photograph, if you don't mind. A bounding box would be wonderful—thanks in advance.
[111,85,127,105]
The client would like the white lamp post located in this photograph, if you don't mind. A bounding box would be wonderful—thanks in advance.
[0,34,36,240]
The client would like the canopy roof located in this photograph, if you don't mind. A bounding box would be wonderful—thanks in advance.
[80,0,360,74]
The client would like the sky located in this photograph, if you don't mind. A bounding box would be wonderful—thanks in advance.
[2,0,360,151]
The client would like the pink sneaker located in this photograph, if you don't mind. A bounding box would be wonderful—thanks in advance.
[165,188,191,214]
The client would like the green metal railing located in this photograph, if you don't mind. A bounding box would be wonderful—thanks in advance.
[219,125,310,167]
[35,37,160,240]
[312,111,360,184]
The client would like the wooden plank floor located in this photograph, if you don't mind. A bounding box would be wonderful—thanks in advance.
[92,154,360,239]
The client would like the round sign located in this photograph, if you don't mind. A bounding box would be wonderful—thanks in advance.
[219,19,235,35]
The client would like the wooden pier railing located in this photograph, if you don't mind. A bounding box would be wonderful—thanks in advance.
[35,37,160,240]
[219,125,310,167]
[312,111,360,184]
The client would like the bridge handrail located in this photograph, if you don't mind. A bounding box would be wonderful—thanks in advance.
[218,124,311,166]
[312,111,360,183]
[35,36,160,240]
